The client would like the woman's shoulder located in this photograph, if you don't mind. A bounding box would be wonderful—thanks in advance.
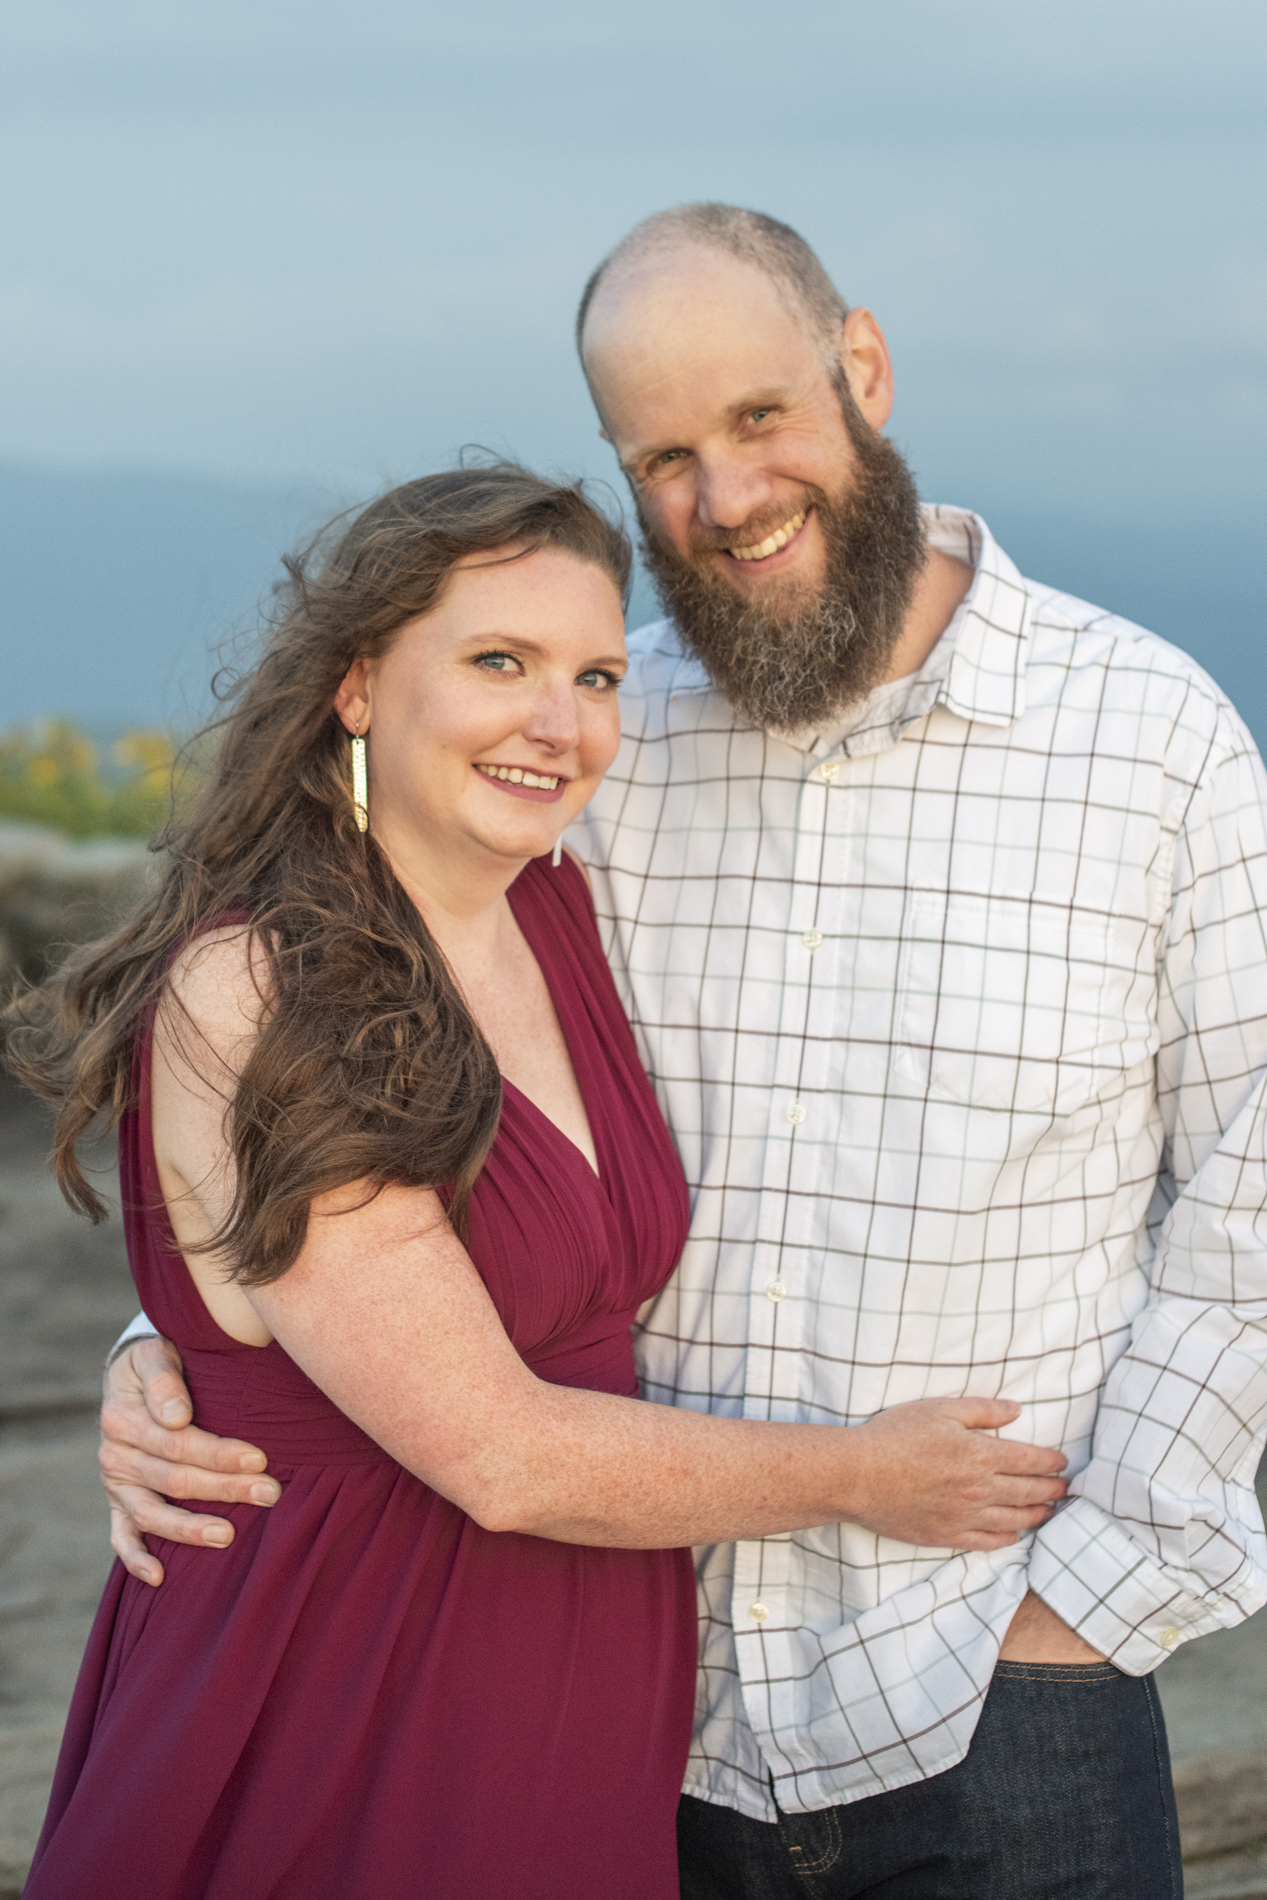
[162,915,270,1057]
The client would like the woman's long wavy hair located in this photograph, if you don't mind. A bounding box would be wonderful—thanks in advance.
[3,463,631,1283]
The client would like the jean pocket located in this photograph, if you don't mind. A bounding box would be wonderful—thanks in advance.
[778,1804,844,1881]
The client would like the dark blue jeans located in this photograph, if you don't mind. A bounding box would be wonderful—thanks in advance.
[677,1661,1183,1899]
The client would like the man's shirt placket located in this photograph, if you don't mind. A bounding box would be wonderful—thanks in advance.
[732,748,853,1763]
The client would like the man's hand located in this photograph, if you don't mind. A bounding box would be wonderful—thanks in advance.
[998,1589,1106,1664]
[100,1336,279,1587]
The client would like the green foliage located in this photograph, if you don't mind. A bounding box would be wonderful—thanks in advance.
[0,721,190,839]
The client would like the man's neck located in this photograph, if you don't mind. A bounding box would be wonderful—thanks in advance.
[883,545,974,685]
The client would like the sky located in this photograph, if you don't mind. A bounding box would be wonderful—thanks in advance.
[2,0,1265,736]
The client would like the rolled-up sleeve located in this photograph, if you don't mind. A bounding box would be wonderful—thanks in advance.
[1031,720,1267,1671]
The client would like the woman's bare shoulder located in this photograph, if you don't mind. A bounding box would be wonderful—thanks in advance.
[161,924,273,1073]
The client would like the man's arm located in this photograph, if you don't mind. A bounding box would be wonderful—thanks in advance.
[1030,714,1267,1670]
[106,1311,160,1367]
[101,1337,280,1586]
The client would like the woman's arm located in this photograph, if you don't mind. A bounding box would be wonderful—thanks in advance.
[253,1175,1061,1549]
[130,929,1067,1560]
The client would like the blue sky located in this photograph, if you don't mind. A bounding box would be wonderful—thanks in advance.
[2,0,1265,732]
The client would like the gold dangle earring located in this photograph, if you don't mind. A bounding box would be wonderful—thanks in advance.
[351,722,369,833]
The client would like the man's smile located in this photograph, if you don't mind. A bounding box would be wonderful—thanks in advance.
[723,509,808,567]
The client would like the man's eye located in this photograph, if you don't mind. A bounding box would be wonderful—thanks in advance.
[750,407,774,423]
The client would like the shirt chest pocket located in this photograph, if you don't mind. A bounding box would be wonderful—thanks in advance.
[892,890,1128,1116]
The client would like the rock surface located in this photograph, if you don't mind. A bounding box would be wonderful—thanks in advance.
[0,818,153,993]
[0,1074,137,1898]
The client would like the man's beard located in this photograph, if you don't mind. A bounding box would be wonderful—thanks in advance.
[637,378,927,734]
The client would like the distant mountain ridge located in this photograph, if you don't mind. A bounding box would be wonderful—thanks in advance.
[0,464,336,733]
[2,463,1264,753]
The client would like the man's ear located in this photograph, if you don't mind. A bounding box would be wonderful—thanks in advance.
[838,308,895,432]
[598,425,612,443]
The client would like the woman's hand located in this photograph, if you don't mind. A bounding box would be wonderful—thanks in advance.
[113,923,1069,1556]
[844,1397,1068,1550]
[100,1334,1065,1569]
[100,1337,279,1586]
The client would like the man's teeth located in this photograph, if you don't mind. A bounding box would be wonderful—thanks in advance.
[728,511,806,563]
[476,765,561,790]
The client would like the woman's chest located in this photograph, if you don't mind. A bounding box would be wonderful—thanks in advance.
[466,932,599,1177]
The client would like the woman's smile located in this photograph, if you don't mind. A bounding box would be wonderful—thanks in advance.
[474,762,569,802]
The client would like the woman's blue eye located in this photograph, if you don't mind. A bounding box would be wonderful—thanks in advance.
[577,670,619,690]
[477,653,516,672]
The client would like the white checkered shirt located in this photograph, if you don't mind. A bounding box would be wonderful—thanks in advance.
[568,505,1267,1821]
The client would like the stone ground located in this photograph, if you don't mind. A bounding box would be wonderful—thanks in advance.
[1,1072,1266,1896]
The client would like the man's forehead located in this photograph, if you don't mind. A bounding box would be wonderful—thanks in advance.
[583,250,821,447]
[583,242,797,359]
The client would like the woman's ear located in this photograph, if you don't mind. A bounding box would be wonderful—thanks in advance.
[333,659,371,734]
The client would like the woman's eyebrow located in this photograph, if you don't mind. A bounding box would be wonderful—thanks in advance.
[460,634,627,668]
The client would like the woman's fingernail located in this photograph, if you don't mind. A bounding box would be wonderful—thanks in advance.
[160,1401,187,1424]
[249,1483,278,1505]
[203,1525,232,1547]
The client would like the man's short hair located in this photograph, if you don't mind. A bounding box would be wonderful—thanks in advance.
[575,203,849,363]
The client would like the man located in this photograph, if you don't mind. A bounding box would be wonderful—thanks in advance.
[103,205,1267,1895]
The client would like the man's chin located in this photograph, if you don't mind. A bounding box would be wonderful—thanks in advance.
[703,553,821,615]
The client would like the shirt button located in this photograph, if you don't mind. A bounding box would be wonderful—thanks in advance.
[766,1280,788,1303]
[801,930,824,951]
[785,1102,807,1125]
[749,1602,770,1622]
[816,761,841,783]
[1160,1626,1180,1649]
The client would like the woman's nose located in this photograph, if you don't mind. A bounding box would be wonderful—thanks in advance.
[522,684,581,753]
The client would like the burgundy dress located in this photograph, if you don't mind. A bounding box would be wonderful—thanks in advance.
[26,855,696,1900]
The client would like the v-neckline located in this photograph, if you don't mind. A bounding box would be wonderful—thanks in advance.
[500,1074,602,1184]
[501,874,603,1185]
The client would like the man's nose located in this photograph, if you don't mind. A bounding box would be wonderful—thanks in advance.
[693,453,775,533]
[522,682,581,753]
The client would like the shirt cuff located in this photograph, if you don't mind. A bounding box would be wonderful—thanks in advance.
[106,1311,161,1367]
[1028,1494,1259,1674]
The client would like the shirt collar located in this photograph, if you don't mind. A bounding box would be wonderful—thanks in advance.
[662,505,1034,746]
[925,505,1033,729]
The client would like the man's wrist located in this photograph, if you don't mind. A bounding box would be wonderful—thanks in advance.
[1030,1493,1226,1671]
[105,1313,161,1370]
[998,1588,1106,1665]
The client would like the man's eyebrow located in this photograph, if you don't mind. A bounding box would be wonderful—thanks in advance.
[621,387,798,471]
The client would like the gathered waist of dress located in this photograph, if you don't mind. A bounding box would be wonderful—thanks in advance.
[523,1316,640,1397]
[181,1312,642,1471]
[183,1342,397,1469]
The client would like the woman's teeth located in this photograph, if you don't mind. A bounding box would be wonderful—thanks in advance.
[476,764,561,790]
[728,510,806,563]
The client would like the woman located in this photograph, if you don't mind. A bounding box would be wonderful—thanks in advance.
[8,465,1066,1899]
